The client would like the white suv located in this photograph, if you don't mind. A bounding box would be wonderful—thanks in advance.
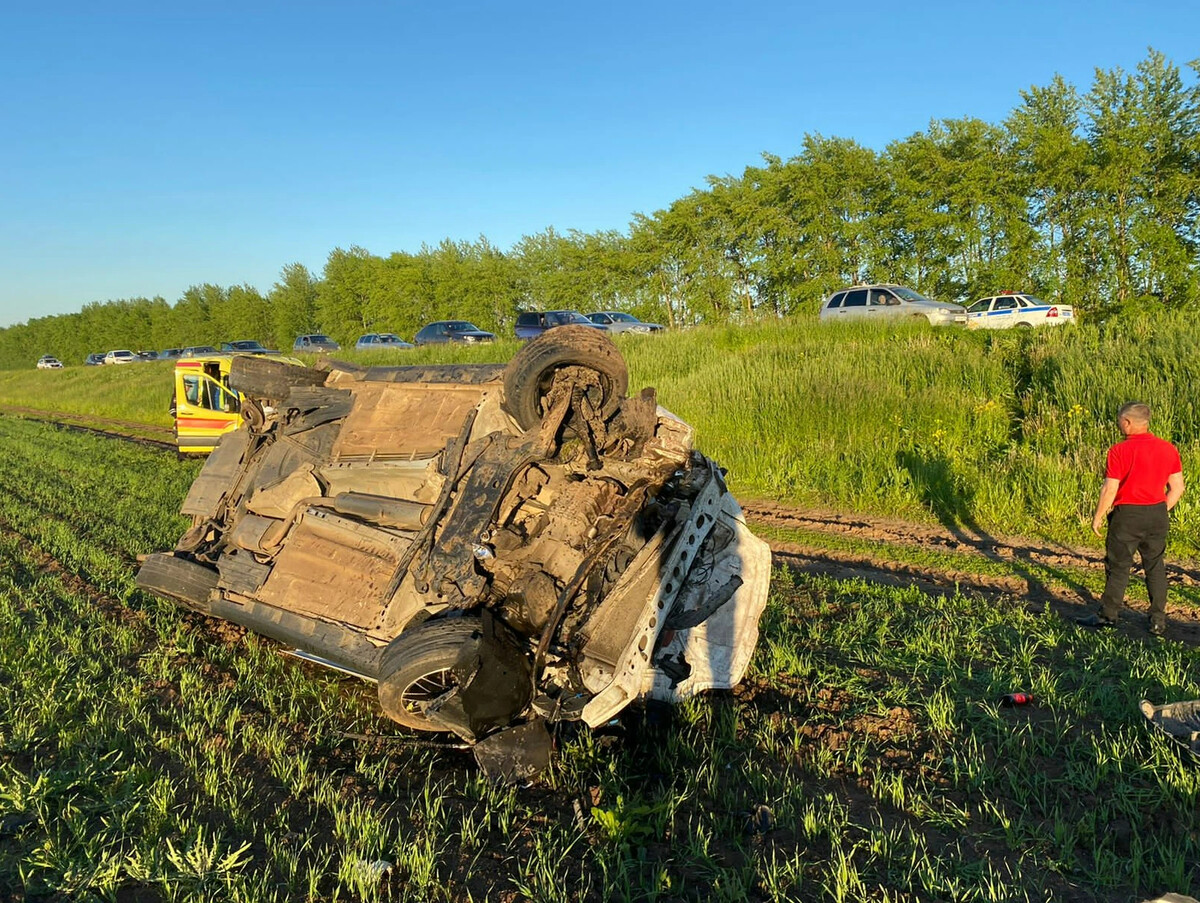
[819,284,967,326]
[104,350,138,365]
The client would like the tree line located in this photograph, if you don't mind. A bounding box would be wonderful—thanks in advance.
[3,49,1197,370]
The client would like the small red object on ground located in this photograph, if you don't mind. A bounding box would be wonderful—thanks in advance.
[1000,693,1034,707]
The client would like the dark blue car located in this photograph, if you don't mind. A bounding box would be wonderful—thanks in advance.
[413,321,496,345]
[514,310,606,341]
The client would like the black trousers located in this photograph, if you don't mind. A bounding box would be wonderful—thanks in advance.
[1100,502,1169,620]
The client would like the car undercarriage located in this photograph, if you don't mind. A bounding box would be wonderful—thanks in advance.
[137,326,770,777]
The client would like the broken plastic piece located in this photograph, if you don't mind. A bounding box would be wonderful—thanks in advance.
[472,720,554,782]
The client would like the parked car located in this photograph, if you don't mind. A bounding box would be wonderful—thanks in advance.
[586,311,664,334]
[84,353,106,366]
[293,334,341,353]
[36,355,63,370]
[514,310,606,341]
[104,350,138,365]
[181,346,219,357]
[137,327,770,774]
[413,321,496,345]
[355,333,415,351]
[159,348,184,360]
[221,340,273,354]
[965,293,1075,329]
[137,350,159,362]
[819,284,967,326]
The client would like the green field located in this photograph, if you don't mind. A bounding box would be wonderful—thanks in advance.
[0,416,1197,902]
[3,315,1198,555]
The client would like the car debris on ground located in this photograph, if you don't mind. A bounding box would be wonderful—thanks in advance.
[137,326,771,779]
[1141,698,1200,764]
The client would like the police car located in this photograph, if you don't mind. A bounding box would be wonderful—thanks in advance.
[965,293,1075,329]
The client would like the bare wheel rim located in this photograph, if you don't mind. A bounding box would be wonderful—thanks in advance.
[400,668,456,712]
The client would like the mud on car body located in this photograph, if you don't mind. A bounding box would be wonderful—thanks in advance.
[137,327,769,765]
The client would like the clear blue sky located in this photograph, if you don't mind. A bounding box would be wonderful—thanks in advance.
[1,0,1197,327]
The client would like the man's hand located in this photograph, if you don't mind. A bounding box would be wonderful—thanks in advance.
[1166,471,1185,511]
[1092,477,1120,538]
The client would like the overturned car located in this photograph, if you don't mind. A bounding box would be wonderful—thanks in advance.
[138,327,770,759]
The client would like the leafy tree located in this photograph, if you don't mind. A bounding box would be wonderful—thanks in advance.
[269,263,320,349]
[317,247,384,342]
[1007,75,1091,303]
[1,47,1198,369]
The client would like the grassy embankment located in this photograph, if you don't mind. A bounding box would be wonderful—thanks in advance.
[1,314,1197,555]
[0,415,1196,901]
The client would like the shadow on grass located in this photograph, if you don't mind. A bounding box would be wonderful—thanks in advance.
[898,448,1098,608]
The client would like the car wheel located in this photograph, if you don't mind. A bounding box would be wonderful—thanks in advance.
[377,617,485,732]
[501,325,628,431]
[1015,322,1032,328]
[228,356,327,400]
[136,553,219,609]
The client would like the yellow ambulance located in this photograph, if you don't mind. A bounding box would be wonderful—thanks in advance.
[172,354,302,454]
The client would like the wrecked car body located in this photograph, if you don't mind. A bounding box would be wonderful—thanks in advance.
[137,326,771,760]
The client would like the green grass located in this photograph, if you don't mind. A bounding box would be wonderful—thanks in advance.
[615,315,1200,555]
[0,359,179,426]
[2,313,1198,555]
[0,416,1198,901]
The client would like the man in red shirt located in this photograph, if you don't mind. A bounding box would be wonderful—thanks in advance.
[1088,402,1185,635]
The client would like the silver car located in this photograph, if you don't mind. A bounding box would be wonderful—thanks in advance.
[819,284,967,326]
[586,311,664,334]
[355,333,415,351]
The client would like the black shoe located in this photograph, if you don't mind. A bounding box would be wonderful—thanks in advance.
[1076,612,1117,628]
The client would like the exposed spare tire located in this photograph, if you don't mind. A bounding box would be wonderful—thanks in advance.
[136,553,219,610]
[229,356,327,401]
[501,325,629,432]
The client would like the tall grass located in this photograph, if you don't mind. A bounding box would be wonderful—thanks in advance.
[0,359,178,426]
[1,315,1197,552]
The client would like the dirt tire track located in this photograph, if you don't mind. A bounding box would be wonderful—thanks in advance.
[768,536,1200,647]
[744,500,1200,586]
[0,403,174,436]
[0,405,177,452]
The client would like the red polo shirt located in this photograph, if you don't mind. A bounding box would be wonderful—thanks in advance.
[1105,432,1182,507]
